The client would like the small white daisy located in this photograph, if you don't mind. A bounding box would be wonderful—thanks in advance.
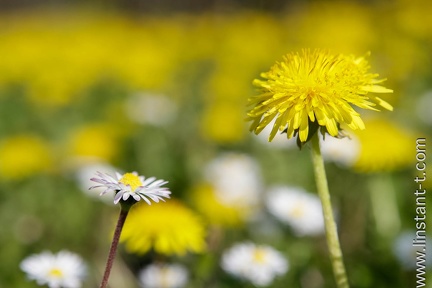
[138,263,188,288]
[89,171,171,205]
[221,242,288,286]
[204,153,262,207]
[20,250,86,288]
[320,134,360,167]
[125,92,178,126]
[416,90,432,125]
[393,231,432,270]
[266,186,325,236]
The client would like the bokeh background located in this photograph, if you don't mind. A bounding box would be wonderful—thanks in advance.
[0,0,431,287]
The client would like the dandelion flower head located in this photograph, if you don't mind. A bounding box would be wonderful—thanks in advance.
[120,200,206,256]
[20,250,86,288]
[247,49,393,144]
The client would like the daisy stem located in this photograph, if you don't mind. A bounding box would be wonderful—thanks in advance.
[100,208,129,288]
[310,133,349,288]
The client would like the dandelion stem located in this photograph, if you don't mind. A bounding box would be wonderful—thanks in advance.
[310,133,349,288]
[100,208,129,288]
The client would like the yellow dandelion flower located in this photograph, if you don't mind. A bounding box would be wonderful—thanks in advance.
[120,200,206,256]
[201,102,246,144]
[353,118,415,172]
[247,49,393,144]
[0,135,52,180]
[68,123,120,162]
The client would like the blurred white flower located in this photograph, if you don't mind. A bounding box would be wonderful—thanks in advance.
[221,242,288,286]
[320,134,360,167]
[20,250,86,288]
[416,90,432,125]
[266,186,325,236]
[74,161,118,203]
[138,263,188,288]
[254,119,297,149]
[90,171,171,205]
[204,153,262,208]
[393,231,432,270]
[125,92,177,126]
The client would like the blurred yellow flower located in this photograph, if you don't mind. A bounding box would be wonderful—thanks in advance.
[353,118,415,172]
[247,49,393,143]
[120,200,206,256]
[287,2,376,54]
[68,124,120,162]
[201,102,245,144]
[190,184,248,227]
[0,135,52,180]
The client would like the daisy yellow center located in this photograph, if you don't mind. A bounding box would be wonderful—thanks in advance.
[253,248,267,264]
[119,173,143,191]
[290,203,306,218]
[48,268,63,278]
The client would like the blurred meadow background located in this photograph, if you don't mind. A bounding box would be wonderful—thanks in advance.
[0,0,431,287]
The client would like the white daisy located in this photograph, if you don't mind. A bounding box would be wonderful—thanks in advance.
[266,186,325,236]
[20,250,86,288]
[125,92,177,126]
[320,134,360,167]
[89,171,171,205]
[416,90,432,125]
[138,263,188,288]
[393,231,432,270]
[221,242,288,286]
[204,153,262,207]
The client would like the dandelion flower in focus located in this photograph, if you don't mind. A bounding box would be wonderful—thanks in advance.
[247,49,393,144]
[89,171,170,205]
[120,200,206,256]
[266,186,325,236]
[221,242,288,286]
[138,263,188,288]
[20,250,86,288]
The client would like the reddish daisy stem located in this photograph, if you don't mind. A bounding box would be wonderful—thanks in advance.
[100,208,129,288]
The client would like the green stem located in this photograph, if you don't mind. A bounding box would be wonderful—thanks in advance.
[99,208,129,288]
[368,174,401,239]
[310,134,349,288]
